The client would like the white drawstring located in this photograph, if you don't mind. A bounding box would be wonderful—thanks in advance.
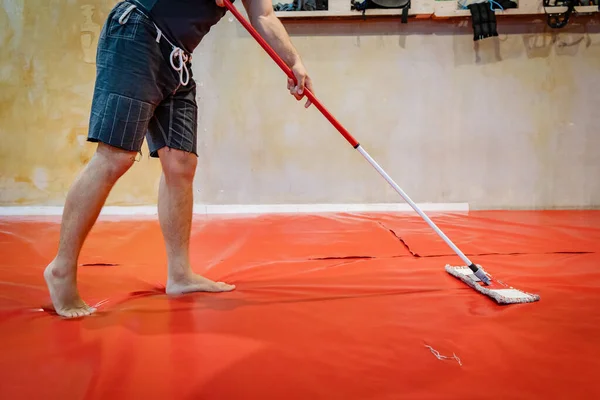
[118,2,191,87]
[118,4,137,24]
[170,47,190,86]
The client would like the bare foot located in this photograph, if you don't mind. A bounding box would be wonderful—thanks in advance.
[166,273,236,296]
[44,261,97,318]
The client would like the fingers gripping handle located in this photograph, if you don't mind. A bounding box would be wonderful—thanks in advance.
[222,0,359,148]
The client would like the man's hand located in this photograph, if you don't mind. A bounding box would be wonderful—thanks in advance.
[288,62,313,108]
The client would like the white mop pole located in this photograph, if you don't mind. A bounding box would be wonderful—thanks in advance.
[355,146,488,277]
[356,149,491,285]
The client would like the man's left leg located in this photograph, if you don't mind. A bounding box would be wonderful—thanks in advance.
[158,147,235,294]
[147,79,235,295]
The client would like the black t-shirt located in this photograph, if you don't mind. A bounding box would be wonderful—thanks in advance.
[136,0,232,53]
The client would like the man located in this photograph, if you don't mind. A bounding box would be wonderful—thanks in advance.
[44,0,314,318]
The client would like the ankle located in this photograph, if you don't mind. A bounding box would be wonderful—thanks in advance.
[47,258,76,279]
[167,266,193,282]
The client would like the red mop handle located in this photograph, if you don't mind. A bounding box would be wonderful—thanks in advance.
[222,0,360,148]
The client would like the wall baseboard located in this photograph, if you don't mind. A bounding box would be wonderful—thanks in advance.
[0,203,468,217]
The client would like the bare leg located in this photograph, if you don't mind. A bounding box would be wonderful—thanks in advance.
[157,147,235,295]
[44,143,136,317]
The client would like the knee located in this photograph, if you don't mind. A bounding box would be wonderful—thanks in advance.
[94,143,136,181]
[160,148,197,184]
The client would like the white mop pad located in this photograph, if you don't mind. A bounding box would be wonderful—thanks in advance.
[445,265,540,304]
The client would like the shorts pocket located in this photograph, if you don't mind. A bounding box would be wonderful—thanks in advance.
[98,93,154,151]
[105,8,143,41]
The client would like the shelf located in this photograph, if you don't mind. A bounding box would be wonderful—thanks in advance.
[434,0,599,18]
[273,0,434,18]
[270,0,599,19]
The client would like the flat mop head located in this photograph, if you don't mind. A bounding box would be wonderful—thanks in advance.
[445,265,540,305]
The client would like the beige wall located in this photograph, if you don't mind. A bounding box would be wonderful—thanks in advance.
[1,0,599,209]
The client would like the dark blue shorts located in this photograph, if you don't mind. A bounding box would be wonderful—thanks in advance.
[88,1,197,158]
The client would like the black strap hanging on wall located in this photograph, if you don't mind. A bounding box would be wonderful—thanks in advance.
[468,2,499,41]
[462,0,516,41]
[488,0,517,9]
[542,0,577,29]
[273,0,328,11]
[351,0,411,23]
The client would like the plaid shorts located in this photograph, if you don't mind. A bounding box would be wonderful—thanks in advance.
[88,1,197,158]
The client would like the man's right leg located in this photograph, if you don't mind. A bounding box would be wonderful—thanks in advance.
[44,144,136,318]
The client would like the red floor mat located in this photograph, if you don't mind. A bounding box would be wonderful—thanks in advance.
[1,211,599,399]
[373,210,600,257]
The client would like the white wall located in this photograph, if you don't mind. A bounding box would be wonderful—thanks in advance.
[190,15,600,209]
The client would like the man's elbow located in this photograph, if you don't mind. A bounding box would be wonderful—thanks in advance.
[250,11,275,28]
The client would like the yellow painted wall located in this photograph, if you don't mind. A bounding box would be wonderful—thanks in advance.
[1,1,599,208]
[0,0,162,206]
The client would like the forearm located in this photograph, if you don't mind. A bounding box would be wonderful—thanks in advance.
[251,14,301,68]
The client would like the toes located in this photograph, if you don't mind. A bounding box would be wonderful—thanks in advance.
[58,309,79,319]
[79,308,93,317]
[217,282,236,291]
[81,307,96,316]
[56,306,96,319]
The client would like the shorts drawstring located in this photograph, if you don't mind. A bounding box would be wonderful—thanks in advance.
[118,4,137,24]
[119,2,191,87]
[169,47,190,86]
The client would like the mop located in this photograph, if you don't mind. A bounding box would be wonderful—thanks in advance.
[221,0,540,305]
